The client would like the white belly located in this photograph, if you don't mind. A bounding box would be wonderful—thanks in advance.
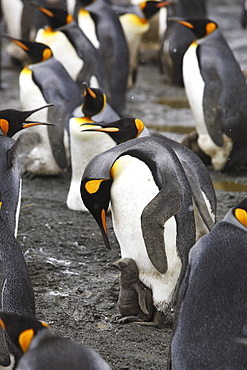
[111,155,181,312]
[78,10,100,49]
[183,44,232,170]
[35,29,83,81]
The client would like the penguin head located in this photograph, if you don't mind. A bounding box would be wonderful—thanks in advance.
[109,258,139,279]
[80,176,112,249]
[32,2,73,29]
[177,18,218,39]
[80,118,145,144]
[0,312,49,354]
[3,35,53,64]
[81,82,107,118]
[140,1,172,19]
[78,0,95,7]
[0,105,54,137]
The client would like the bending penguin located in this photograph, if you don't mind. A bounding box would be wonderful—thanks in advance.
[178,18,247,171]
[3,35,82,176]
[80,117,216,238]
[0,312,111,370]
[67,84,119,211]
[169,197,247,369]
[81,136,201,326]
[33,3,106,91]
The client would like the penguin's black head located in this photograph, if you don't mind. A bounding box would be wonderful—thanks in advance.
[0,105,54,137]
[78,0,95,7]
[3,35,53,64]
[232,198,247,228]
[80,177,112,249]
[178,18,218,39]
[80,118,145,144]
[140,1,172,19]
[81,83,107,118]
[0,312,49,354]
[32,2,73,29]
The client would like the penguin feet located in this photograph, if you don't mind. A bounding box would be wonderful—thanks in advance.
[181,131,211,165]
[111,314,150,325]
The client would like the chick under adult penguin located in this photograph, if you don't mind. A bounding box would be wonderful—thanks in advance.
[4,35,82,176]
[80,117,216,238]
[75,0,129,117]
[33,3,106,91]
[81,136,198,326]
[178,18,247,171]
[169,198,247,369]
[67,84,119,211]
[0,105,53,235]
[0,312,111,370]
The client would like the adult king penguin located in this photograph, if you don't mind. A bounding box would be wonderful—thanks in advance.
[0,312,111,370]
[0,105,53,235]
[67,83,119,211]
[178,18,247,171]
[159,0,207,86]
[81,136,199,326]
[4,35,82,176]
[80,117,216,238]
[33,3,106,91]
[169,198,247,369]
[75,0,129,117]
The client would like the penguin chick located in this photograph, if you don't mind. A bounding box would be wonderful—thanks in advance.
[110,258,154,324]
[169,197,247,369]
[178,18,247,171]
[0,312,111,370]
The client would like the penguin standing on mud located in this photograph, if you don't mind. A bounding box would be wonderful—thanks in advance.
[80,117,216,238]
[111,0,172,89]
[75,0,129,117]
[81,136,210,326]
[3,36,82,176]
[33,3,106,90]
[67,84,119,211]
[169,198,247,369]
[159,0,207,86]
[178,18,247,171]
[0,312,111,370]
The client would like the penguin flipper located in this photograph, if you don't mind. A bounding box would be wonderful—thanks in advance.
[199,47,224,146]
[133,283,150,315]
[181,160,214,231]
[0,262,11,367]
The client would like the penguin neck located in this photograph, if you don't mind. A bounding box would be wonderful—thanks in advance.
[28,329,53,351]
[119,272,139,287]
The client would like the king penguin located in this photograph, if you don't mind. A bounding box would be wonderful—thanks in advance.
[33,2,106,91]
[159,0,207,86]
[111,1,172,89]
[178,18,247,171]
[80,117,216,238]
[0,312,111,370]
[0,104,53,236]
[81,136,199,326]
[75,0,129,117]
[0,196,35,368]
[169,198,247,369]
[4,35,82,176]
[67,83,119,211]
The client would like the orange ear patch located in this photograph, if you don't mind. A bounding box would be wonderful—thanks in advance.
[235,208,247,227]
[19,328,34,353]
[0,119,9,135]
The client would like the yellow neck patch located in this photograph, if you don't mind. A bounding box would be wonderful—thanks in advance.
[85,179,106,194]
[206,22,217,36]
[0,119,9,135]
[134,118,144,137]
[19,328,34,353]
[235,208,247,227]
